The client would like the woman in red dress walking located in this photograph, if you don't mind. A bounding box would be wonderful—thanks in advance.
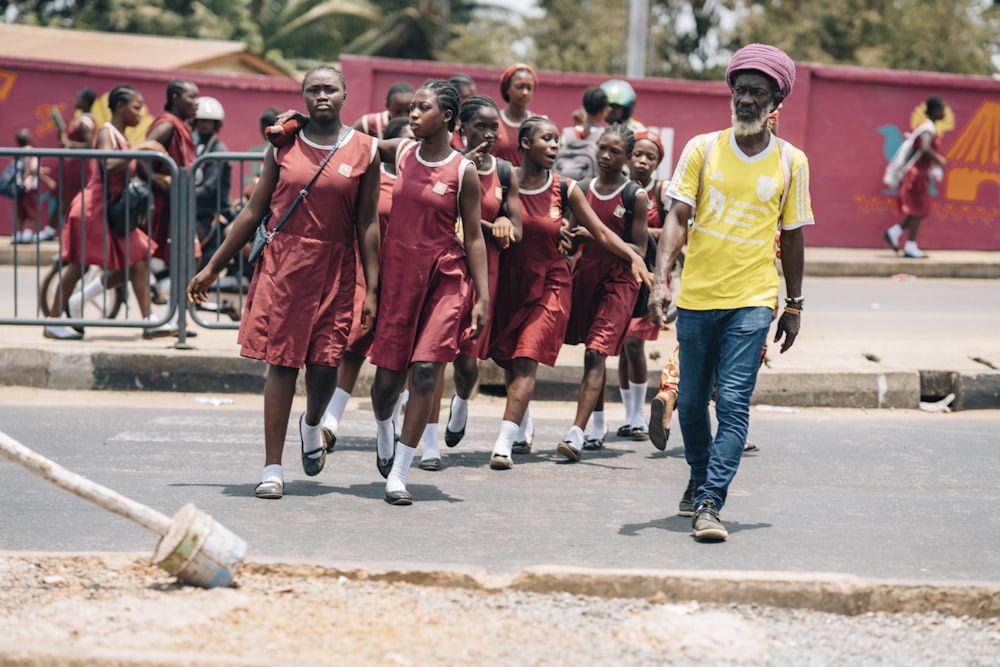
[368,79,490,505]
[487,117,649,469]
[43,85,157,341]
[491,64,539,167]
[188,65,381,500]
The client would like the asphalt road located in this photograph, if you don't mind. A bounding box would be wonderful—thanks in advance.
[1,388,998,585]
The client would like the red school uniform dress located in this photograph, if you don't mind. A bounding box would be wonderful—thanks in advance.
[625,178,664,341]
[60,112,96,209]
[147,113,196,263]
[491,109,529,167]
[369,140,475,372]
[458,156,508,359]
[489,172,573,368]
[239,128,378,368]
[563,178,640,356]
[897,132,940,218]
[60,123,154,270]
[345,164,396,357]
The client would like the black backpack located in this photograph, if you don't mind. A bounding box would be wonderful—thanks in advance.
[578,178,656,317]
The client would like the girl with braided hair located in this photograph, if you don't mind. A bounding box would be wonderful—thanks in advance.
[558,123,649,460]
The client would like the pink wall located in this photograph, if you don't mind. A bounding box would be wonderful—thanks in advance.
[342,55,1000,250]
[0,56,303,234]
[3,52,997,249]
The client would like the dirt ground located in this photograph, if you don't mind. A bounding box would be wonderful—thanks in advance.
[3,554,1000,667]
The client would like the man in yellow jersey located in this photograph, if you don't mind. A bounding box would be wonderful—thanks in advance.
[647,44,812,541]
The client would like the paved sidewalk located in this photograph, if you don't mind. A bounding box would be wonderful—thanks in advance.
[2,246,998,408]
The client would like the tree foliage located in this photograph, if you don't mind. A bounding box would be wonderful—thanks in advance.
[737,0,999,76]
[526,0,629,74]
[2,0,997,77]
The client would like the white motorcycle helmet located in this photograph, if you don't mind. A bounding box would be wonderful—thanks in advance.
[196,96,225,123]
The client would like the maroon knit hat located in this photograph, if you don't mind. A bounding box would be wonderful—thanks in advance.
[726,44,795,98]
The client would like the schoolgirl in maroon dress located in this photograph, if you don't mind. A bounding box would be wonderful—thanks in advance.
[486,117,649,470]
[559,124,648,461]
[57,87,97,214]
[427,94,523,470]
[43,85,156,341]
[613,130,668,440]
[322,117,414,442]
[146,79,198,266]
[492,64,538,167]
[368,80,490,505]
[188,65,381,501]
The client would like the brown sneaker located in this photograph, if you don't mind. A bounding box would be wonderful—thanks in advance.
[649,390,676,451]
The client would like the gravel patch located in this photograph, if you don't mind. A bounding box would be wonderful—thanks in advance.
[1,555,999,666]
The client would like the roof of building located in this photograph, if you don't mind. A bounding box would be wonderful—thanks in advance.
[0,23,292,78]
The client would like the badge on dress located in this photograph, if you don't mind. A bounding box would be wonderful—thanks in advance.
[614,205,626,218]
[338,163,352,177]
[550,206,561,219]
[433,181,448,195]
[494,186,503,200]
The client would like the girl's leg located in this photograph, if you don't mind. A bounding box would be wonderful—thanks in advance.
[558,349,606,460]
[445,353,478,447]
[324,351,364,433]
[127,260,151,319]
[371,366,407,475]
[419,371,445,469]
[491,357,538,468]
[297,363,337,473]
[385,361,445,503]
[623,337,649,438]
[650,344,680,451]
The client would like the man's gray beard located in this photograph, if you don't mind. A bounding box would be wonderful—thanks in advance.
[731,100,773,137]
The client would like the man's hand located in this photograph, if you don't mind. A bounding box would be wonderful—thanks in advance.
[648,277,673,329]
[773,310,800,353]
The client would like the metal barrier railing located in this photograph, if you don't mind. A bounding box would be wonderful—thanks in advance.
[1,147,264,346]
[184,152,265,332]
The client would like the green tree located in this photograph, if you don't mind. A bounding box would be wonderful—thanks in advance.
[738,0,999,75]
[647,0,744,79]
[527,0,629,74]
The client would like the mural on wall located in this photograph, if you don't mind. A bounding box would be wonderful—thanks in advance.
[857,99,999,230]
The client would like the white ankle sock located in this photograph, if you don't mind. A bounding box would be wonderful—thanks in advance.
[590,411,607,440]
[618,386,632,427]
[376,417,395,459]
[68,278,104,318]
[300,413,324,459]
[630,381,648,428]
[447,394,469,432]
[392,389,409,433]
[564,425,584,449]
[516,408,533,442]
[421,423,440,460]
[261,464,283,484]
[493,420,519,458]
[386,443,416,493]
[323,387,350,433]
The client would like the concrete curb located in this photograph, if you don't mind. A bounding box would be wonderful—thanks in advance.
[3,346,999,409]
[246,560,1000,619]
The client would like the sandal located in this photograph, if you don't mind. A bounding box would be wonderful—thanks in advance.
[630,425,649,441]
[743,442,759,452]
[582,437,604,451]
[254,479,283,499]
[616,424,633,438]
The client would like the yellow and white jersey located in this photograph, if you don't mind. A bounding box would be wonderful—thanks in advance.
[667,128,813,311]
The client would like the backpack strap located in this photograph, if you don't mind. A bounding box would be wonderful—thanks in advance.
[775,137,794,225]
[620,180,641,244]
[496,158,512,219]
[696,131,721,205]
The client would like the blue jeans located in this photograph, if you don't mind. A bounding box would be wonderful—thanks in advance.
[675,306,772,510]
